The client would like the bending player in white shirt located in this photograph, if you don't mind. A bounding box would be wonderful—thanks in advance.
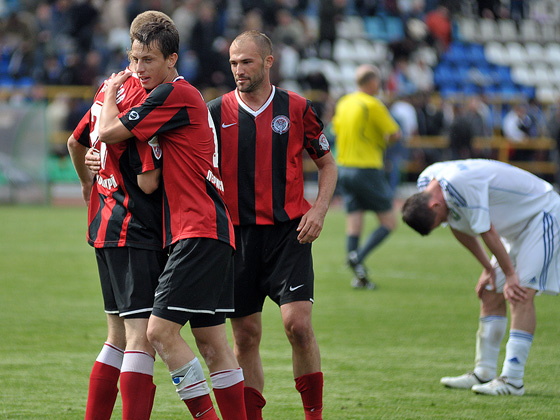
[402,159,560,396]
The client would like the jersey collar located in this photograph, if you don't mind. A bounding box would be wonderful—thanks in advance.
[235,85,275,117]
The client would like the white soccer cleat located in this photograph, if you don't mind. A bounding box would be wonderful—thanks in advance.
[471,377,525,396]
[440,372,490,389]
[350,277,376,290]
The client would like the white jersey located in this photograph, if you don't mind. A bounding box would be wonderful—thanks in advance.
[417,159,554,241]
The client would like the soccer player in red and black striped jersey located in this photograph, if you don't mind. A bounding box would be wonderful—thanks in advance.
[68,69,166,420]
[207,31,338,420]
[97,11,246,420]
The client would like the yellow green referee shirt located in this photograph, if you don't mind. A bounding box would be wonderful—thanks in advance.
[332,91,400,169]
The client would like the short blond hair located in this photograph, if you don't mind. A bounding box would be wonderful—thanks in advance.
[355,64,380,87]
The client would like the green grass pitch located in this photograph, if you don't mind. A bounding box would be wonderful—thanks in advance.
[1,205,559,419]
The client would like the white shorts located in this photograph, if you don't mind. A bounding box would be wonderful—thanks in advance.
[492,199,560,295]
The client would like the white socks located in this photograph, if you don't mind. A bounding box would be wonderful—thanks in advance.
[501,329,533,386]
[473,316,507,381]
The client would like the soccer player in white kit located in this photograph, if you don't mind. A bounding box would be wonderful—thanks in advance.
[402,159,560,396]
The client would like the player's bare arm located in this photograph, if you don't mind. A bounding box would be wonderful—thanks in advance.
[67,134,94,206]
[480,226,527,303]
[137,168,161,195]
[98,71,134,144]
[297,153,338,244]
[451,227,496,295]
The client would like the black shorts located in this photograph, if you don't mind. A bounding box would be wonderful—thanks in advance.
[338,166,393,213]
[227,219,314,319]
[152,238,234,327]
[96,247,167,318]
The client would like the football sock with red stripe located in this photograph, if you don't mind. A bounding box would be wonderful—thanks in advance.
[85,342,123,420]
[295,372,324,420]
[211,368,247,420]
[120,350,156,420]
[243,386,266,420]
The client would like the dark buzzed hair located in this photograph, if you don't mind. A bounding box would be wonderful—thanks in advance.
[232,30,273,58]
[401,192,436,236]
[130,10,179,59]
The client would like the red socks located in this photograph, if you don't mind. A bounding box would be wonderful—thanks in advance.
[243,387,266,420]
[211,368,247,420]
[84,361,120,420]
[120,372,156,420]
[295,372,324,420]
[184,394,219,420]
[120,350,156,420]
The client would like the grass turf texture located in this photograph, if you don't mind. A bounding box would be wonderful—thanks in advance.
[1,205,559,419]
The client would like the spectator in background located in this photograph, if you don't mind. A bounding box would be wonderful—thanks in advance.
[66,0,99,52]
[240,8,265,32]
[477,0,502,18]
[171,0,199,49]
[503,103,538,161]
[387,57,417,100]
[189,2,225,89]
[424,4,452,53]
[503,103,538,141]
[387,93,418,192]
[448,99,484,160]
[272,8,307,53]
[1,8,36,79]
[406,56,434,93]
[318,0,345,59]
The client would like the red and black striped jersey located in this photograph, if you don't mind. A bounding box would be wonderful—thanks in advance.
[120,77,234,249]
[207,86,331,226]
[73,73,163,250]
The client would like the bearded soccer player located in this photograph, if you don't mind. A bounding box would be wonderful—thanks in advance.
[68,67,166,420]
[97,11,246,420]
[207,31,338,420]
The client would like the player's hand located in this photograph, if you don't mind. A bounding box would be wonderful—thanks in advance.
[104,70,132,92]
[475,267,495,298]
[85,148,101,175]
[296,207,326,244]
[503,273,528,303]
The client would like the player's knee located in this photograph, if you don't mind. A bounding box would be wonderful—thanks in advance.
[146,322,170,353]
[232,321,261,351]
[284,318,314,348]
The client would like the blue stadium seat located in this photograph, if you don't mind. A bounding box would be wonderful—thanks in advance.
[384,17,404,42]
[364,16,386,41]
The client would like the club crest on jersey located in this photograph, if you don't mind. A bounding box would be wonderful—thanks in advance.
[129,111,140,121]
[318,133,330,151]
[148,136,162,160]
[271,115,290,134]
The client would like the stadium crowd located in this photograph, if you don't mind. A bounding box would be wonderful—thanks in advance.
[0,0,559,183]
